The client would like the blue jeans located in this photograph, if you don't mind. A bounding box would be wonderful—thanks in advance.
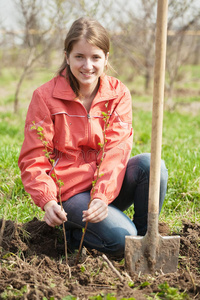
[62,153,168,256]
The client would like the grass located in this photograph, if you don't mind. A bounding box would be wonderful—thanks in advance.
[0,111,44,222]
[129,108,200,229]
[0,64,200,231]
[173,65,200,92]
[0,64,199,300]
[0,106,199,231]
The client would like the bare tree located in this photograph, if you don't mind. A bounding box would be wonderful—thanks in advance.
[11,0,115,113]
[109,0,200,96]
[111,0,157,93]
[193,31,200,65]
[61,0,114,26]
[2,0,199,110]
[12,0,73,113]
[165,0,200,106]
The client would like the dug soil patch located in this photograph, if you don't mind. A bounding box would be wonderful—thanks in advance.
[0,218,199,299]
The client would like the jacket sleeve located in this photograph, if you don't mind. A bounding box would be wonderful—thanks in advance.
[92,87,133,205]
[18,89,57,210]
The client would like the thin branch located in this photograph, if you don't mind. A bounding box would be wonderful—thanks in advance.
[0,218,6,247]
[31,122,68,264]
[75,103,110,264]
[102,254,124,282]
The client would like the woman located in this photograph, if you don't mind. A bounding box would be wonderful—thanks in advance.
[18,17,168,257]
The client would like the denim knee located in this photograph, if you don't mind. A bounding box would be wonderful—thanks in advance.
[129,153,151,175]
[129,153,167,174]
[129,153,168,187]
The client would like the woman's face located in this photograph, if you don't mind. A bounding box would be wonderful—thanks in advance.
[66,38,109,93]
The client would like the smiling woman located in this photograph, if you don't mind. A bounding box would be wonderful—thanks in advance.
[65,38,109,112]
[58,17,110,102]
[18,17,168,258]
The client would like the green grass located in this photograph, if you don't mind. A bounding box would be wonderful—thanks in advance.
[0,64,199,300]
[127,109,200,230]
[0,112,44,222]
[0,64,200,232]
[174,95,200,103]
[0,68,18,86]
[161,112,200,229]
[174,64,200,92]
[179,64,200,80]
[0,64,57,111]
[1,107,199,230]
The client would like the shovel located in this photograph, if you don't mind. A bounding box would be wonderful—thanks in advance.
[125,0,180,274]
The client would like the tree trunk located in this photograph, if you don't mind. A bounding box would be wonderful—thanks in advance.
[193,38,200,65]
[145,71,151,92]
[14,48,35,113]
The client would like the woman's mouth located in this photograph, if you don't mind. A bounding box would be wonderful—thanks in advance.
[81,72,94,77]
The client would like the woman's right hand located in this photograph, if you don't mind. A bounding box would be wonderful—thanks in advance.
[43,200,67,227]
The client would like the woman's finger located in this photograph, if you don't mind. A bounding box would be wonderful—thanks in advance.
[44,214,56,227]
[82,202,108,222]
[44,203,67,227]
[86,209,108,223]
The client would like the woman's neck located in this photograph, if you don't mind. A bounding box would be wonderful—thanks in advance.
[78,80,100,113]
[79,79,100,102]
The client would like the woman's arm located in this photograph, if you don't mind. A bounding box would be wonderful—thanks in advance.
[18,89,58,210]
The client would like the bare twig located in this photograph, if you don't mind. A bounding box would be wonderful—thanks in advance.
[31,123,68,264]
[75,103,110,264]
[33,273,40,300]
[122,271,133,282]
[186,264,196,292]
[53,173,68,264]
[0,217,6,247]
[102,254,124,282]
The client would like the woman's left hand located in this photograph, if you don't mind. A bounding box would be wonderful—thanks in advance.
[82,198,108,223]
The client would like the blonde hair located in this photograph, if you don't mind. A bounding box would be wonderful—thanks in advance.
[58,17,110,96]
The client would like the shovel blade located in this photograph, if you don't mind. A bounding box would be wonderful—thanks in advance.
[125,234,180,274]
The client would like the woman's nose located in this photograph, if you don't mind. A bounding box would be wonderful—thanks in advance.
[83,58,93,69]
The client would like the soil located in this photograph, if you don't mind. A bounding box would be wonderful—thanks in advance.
[0,218,199,300]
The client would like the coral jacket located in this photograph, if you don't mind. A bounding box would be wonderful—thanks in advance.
[18,73,133,210]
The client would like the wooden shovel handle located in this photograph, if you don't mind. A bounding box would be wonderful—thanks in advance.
[149,0,168,214]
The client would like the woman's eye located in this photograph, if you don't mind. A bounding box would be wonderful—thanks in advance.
[93,56,101,60]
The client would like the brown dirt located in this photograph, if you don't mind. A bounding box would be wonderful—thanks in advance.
[0,218,199,299]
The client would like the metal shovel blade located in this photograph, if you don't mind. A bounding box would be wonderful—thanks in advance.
[125,234,180,274]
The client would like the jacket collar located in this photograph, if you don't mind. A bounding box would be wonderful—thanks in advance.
[53,74,76,100]
[53,72,118,102]
[96,74,118,101]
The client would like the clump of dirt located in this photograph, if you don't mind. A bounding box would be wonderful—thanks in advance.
[0,218,199,299]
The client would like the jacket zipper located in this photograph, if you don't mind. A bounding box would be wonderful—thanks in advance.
[87,113,91,145]
[73,100,92,146]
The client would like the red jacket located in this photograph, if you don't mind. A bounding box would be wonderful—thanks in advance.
[18,73,133,210]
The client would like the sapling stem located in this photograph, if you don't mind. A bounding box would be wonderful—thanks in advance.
[75,103,110,264]
[31,122,68,264]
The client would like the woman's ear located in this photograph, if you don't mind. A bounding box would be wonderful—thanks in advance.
[65,51,69,65]
[105,52,109,66]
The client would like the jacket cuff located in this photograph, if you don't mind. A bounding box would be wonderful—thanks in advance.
[91,192,108,205]
[34,194,58,211]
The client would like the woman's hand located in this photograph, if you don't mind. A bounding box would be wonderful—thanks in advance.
[82,198,108,223]
[44,200,67,227]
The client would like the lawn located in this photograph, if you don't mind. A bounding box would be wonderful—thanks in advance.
[0,65,200,229]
